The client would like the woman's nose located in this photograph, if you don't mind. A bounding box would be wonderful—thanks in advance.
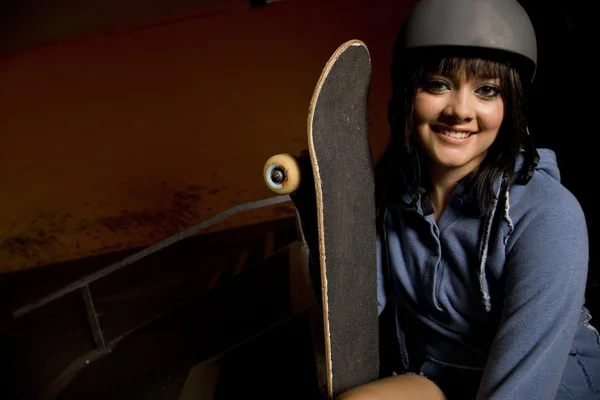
[443,90,475,122]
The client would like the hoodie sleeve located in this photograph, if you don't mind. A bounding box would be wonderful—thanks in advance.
[476,193,589,399]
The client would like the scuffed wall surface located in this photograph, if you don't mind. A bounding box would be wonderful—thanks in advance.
[0,0,416,272]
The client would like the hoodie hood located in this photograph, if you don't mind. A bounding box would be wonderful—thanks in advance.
[515,148,561,181]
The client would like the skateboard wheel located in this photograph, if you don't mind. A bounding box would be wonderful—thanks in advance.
[263,153,301,195]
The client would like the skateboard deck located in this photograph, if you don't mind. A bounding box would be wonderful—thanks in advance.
[263,40,379,399]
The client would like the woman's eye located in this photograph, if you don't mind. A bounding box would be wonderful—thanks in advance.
[476,84,501,98]
[421,79,450,93]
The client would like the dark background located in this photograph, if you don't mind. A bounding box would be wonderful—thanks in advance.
[520,0,598,315]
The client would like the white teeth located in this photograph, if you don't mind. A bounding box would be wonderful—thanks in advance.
[441,130,471,139]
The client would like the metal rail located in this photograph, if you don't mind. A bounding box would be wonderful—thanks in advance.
[13,195,292,319]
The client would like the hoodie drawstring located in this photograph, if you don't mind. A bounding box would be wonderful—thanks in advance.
[478,174,513,312]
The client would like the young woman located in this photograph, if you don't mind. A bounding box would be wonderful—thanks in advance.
[293,0,600,399]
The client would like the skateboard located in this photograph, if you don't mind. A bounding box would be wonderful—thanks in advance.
[263,40,379,399]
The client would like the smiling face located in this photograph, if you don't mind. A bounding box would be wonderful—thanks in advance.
[414,65,505,180]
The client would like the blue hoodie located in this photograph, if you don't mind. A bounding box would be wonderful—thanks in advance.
[377,148,600,399]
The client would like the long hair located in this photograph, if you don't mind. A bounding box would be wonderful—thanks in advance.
[386,47,529,214]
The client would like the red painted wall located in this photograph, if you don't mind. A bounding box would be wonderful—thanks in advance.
[0,0,416,272]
